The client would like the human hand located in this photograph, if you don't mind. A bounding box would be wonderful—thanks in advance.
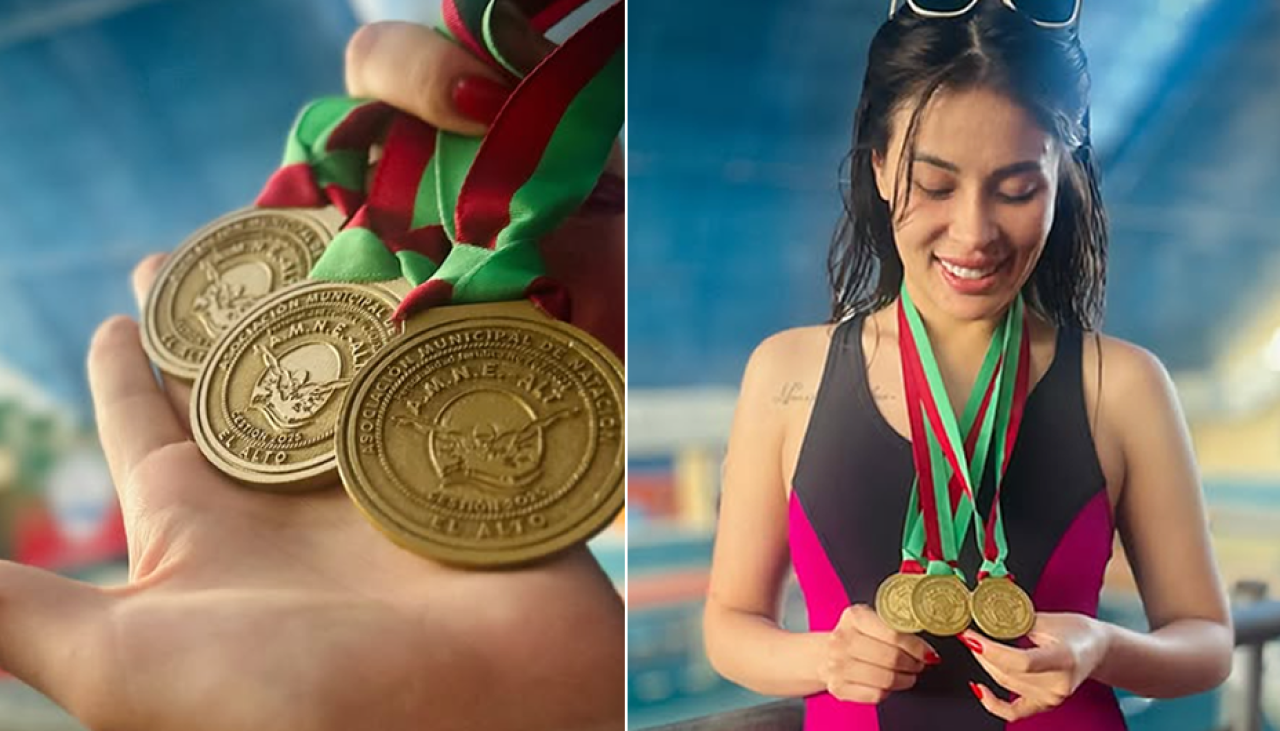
[345,9,624,358]
[962,612,1112,721]
[0,257,623,731]
[820,604,942,703]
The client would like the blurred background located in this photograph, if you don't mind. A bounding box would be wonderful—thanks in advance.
[0,1,622,727]
[628,0,1280,729]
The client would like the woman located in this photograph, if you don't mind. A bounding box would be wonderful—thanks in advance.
[702,2,1234,728]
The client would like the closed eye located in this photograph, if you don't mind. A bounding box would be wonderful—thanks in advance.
[914,182,954,200]
[997,186,1040,204]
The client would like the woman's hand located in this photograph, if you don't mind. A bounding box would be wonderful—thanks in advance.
[963,612,1112,721]
[821,604,941,703]
[0,256,624,731]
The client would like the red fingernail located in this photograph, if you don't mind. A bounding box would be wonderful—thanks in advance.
[451,76,509,125]
[969,682,983,700]
[924,651,942,666]
[960,636,984,654]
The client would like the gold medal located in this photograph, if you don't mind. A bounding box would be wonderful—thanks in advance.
[971,577,1035,640]
[910,574,972,636]
[875,573,924,634]
[336,300,624,568]
[142,207,345,379]
[192,280,402,491]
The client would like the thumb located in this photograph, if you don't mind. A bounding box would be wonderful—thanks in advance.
[1026,613,1068,647]
[0,560,109,701]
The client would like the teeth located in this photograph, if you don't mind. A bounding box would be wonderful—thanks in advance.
[939,259,998,280]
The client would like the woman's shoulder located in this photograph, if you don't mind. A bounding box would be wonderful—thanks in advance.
[744,324,839,379]
[1080,330,1175,390]
[733,324,841,412]
[1078,330,1180,433]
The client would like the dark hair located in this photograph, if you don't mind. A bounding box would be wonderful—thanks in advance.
[829,2,1107,330]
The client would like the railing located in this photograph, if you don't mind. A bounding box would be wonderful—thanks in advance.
[1234,583,1279,731]
[644,700,803,731]
[646,586,1280,731]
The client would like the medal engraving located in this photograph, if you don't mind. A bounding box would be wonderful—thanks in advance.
[193,280,400,491]
[337,301,624,567]
[911,574,972,636]
[971,577,1036,640]
[875,573,924,634]
[143,207,344,379]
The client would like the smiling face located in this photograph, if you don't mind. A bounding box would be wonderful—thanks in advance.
[873,85,1062,325]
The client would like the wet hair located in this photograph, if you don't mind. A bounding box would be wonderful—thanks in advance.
[829,2,1107,330]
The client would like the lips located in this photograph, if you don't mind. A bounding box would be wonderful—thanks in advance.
[937,258,1001,280]
[934,254,1009,295]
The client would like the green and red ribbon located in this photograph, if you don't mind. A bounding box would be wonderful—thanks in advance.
[895,318,1002,575]
[267,0,621,319]
[896,287,1031,583]
[309,113,453,284]
[256,98,397,216]
[442,0,587,77]
[394,0,624,321]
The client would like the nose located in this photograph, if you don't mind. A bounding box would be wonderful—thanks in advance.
[948,190,998,248]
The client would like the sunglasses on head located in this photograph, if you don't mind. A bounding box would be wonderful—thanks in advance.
[888,0,1081,28]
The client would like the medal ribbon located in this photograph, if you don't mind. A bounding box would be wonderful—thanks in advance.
[256,98,397,216]
[897,287,1028,580]
[898,303,1003,578]
[443,0,592,77]
[896,329,1002,574]
[308,113,453,283]
[393,0,624,321]
[976,312,1031,579]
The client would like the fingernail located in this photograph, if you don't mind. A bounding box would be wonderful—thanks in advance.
[960,635,984,654]
[924,650,942,666]
[969,681,983,700]
[451,75,510,125]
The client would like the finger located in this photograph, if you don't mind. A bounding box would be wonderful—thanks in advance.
[0,561,109,701]
[971,652,1055,706]
[845,663,918,692]
[346,21,515,135]
[972,682,1051,722]
[827,681,890,705]
[88,316,189,494]
[131,254,194,424]
[846,633,926,674]
[540,213,625,359]
[962,630,1070,674]
[847,604,938,665]
[131,251,166,309]
[976,651,1075,710]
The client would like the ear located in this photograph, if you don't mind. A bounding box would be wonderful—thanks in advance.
[871,148,892,204]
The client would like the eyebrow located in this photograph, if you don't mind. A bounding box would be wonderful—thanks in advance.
[913,153,1044,178]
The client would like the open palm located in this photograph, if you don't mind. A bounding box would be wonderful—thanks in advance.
[0,257,623,731]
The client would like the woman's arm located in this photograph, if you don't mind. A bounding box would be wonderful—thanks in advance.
[964,337,1233,722]
[702,329,830,697]
[703,327,936,701]
[1091,338,1233,696]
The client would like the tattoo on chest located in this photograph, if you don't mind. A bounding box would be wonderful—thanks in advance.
[870,384,897,403]
[773,381,815,406]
